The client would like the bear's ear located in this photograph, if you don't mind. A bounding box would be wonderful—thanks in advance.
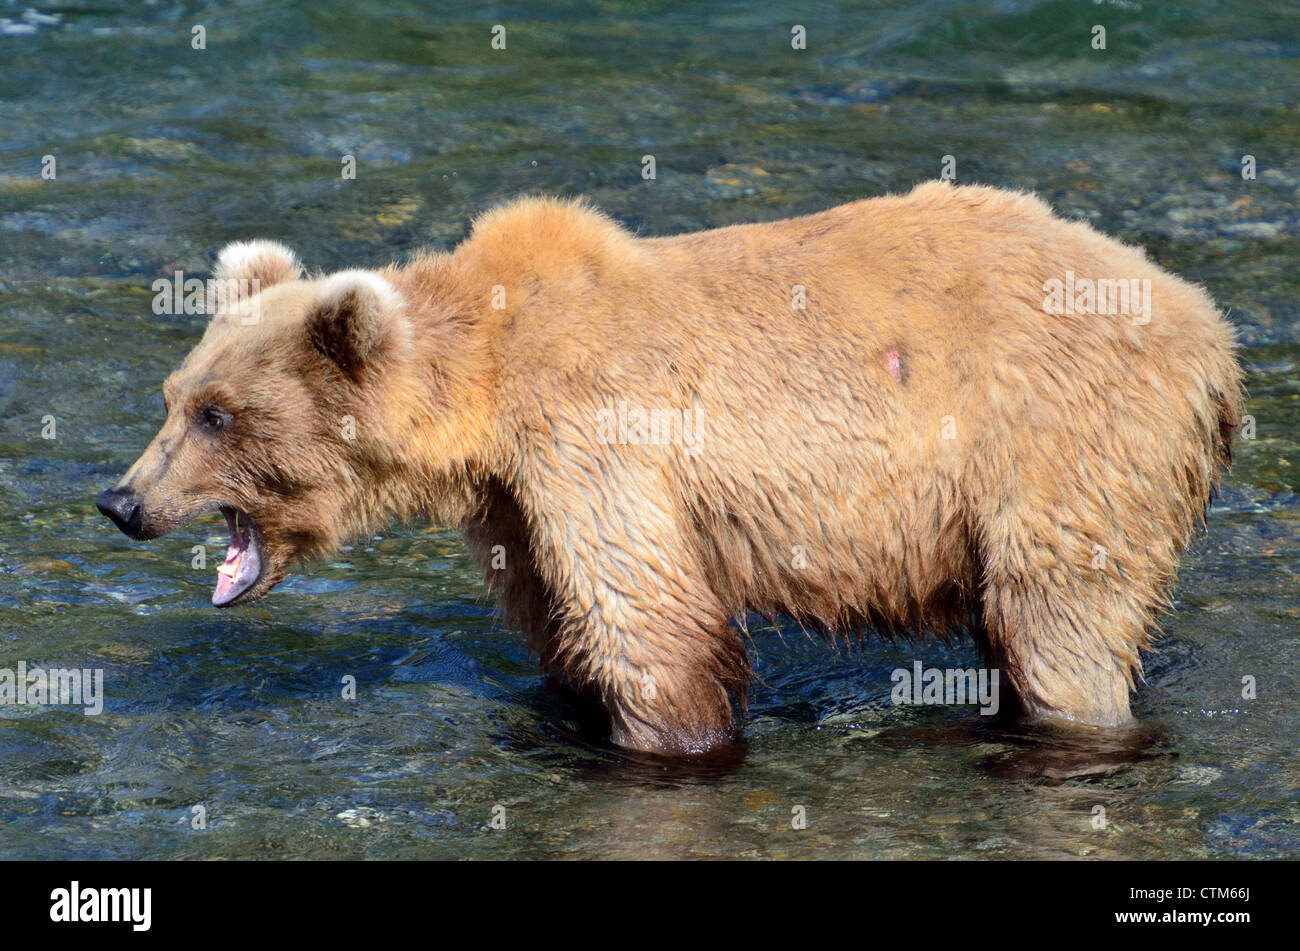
[212,240,303,289]
[304,271,409,380]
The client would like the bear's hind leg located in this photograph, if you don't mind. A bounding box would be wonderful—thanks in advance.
[979,535,1155,728]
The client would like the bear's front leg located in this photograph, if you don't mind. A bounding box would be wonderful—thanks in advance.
[567,555,751,755]
[599,612,751,754]
[515,468,750,754]
[462,480,567,673]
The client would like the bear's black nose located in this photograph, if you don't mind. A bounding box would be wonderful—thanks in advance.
[97,487,144,538]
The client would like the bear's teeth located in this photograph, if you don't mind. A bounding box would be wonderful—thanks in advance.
[217,559,239,578]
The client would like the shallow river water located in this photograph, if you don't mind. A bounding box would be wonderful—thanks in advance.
[0,1,1297,858]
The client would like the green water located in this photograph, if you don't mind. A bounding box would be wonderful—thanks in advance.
[0,0,1297,859]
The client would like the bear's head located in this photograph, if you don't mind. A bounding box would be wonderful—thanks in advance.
[97,241,426,606]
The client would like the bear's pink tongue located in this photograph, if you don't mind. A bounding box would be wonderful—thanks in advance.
[213,507,262,607]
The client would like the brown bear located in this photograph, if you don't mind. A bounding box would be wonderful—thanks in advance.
[97,181,1243,754]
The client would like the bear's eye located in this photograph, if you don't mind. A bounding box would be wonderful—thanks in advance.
[196,405,233,433]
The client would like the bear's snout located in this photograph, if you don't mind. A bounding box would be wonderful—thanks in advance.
[97,486,145,539]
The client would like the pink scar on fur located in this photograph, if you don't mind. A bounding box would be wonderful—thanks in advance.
[885,349,902,382]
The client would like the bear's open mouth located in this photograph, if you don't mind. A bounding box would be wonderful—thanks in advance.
[213,505,263,607]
